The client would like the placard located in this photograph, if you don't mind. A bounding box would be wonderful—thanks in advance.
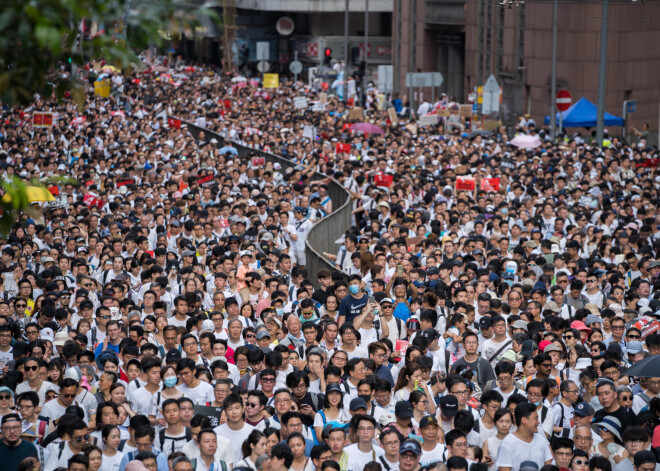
[167,118,182,129]
[293,97,308,109]
[263,73,279,89]
[335,143,351,154]
[418,114,438,127]
[193,405,223,427]
[395,340,409,360]
[480,178,500,192]
[319,92,327,104]
[456,176,476,191]
[33,112,54,128]
[94,80,111,98]
[459,105,473,118]
[312,102,326,112]
[48,186,60,197]
[196,174,214,186]
[348,107,364,121]
[251,157,266,167]
[405,124,417,135]
[388,108,397,123]
[374,174,393,187]
[116,178,135,188]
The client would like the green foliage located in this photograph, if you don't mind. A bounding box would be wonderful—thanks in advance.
[0,0,221,106]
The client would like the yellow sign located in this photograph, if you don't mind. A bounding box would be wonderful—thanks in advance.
[94,80,111,98]
[263,73,279,89]
[477,86,483,104]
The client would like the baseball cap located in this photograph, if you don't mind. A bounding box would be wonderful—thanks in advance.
[166,348,182,362]
[419,415,439,428]
[479,317,492,329]
[520,339,537,357]
[225,296,238,307]
[326,383,342,395]
[200,319,215,332]
[256,330,271,340]
[520,461,539,471]
[573,402,595,417]
[1,413,21,425]
[512,320,528,330]
[380,297,394,306]
[349,398,368,411]
[395,401,414,419]
[438,394,459,417]
[399,439,422,457]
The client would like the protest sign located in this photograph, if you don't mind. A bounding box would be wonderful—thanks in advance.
[480,178,500,192]
[456,176,476,191]
[263,73,279,89]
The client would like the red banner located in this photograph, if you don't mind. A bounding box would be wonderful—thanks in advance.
[83,194,104,209]
[196,175,214,186]
[374,174,393,187]
[116,178,135,188]
[167,118,181,129]
[251,157,265,167]
[456,176,476,191]
[342,123,353,132]
[335,143,351,154]
[48,186,60,197]
[480,178,500,192]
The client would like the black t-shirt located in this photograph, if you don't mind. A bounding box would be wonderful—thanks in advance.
[0,439,38,471]
[452,356,496,389]
[312,287,331,305]
[593,405,637,430]
[338,293,368,324]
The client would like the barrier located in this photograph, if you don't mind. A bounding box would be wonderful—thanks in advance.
[179,120,351,284]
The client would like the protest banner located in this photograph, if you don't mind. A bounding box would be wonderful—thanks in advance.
[456,176,476,191]
[480,178,500,192]
[263,73,279,89]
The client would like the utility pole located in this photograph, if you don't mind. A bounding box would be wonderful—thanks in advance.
[344,0,349,102]
[596,0,609,145]
[550,0,558,140]
[363,0,369,104]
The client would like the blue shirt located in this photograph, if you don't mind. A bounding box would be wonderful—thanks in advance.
[95,341,120,357]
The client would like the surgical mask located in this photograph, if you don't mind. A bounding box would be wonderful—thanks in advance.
[501,208,508,215]
[349,285,360,295]
[532,401,541,407]
[276,308,284,316]
[164,377,178,388]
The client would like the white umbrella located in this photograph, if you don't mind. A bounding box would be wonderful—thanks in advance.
[231,76,247,83]
[510,134,542,149]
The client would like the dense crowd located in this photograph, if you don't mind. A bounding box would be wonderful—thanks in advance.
[0,52,659,471]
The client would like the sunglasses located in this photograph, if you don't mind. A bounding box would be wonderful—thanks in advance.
[24,365,39,372]
[16,304,27,308]
[0,395,12,400]
[75,434,91,442]
[246,334,256,339]
[574,459,589,466]
[628,335,641,339]
[261,377,275,383]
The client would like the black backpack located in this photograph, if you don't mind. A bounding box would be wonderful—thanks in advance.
[158,427,193,454]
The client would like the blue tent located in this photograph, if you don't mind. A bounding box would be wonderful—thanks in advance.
[544,97,624,128]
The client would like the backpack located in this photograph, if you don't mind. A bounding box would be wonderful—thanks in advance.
[158,427,193,454]
[90,326,98,347]
[374,317,403,339]
[118,439,128,452]
[57,441,67,459]
[309,393,321,411]
[638,392,652,408]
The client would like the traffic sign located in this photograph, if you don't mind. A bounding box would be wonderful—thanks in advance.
[289,61,302,75]
[306,43,318,57]
[556,89,572,112]
[482,74,500,115]
[256,42,270,62]
[257,61,270,73]
[625,100,637,113]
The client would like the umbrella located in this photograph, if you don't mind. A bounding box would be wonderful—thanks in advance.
[510,134,542,149]
[621,355,660,378]
[219,146,238,156]
[350,123,385,135]
[231,76,247,83]
[1,186,56,203]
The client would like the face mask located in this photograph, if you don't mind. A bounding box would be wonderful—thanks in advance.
[358,395,372,404]
[349,285,360,295]
[276,308,284,317]
[501,208,508,215]
[532,401,541,407]
[164,377,177,388]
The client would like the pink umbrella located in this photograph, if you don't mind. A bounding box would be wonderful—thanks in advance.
[510,134,542,149]
[351,122,385,135]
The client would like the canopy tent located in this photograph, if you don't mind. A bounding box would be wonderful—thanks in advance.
[544,97,624,128]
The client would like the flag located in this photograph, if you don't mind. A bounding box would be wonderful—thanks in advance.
[25,299,35,317]
[178,180,189,193]
[168,118,181,129]
[83,194,104,209]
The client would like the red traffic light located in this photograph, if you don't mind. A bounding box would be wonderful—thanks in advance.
[324,48,332,57]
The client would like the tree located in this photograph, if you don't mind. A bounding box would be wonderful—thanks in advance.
[0,0,220,106]
[0,0,219,230]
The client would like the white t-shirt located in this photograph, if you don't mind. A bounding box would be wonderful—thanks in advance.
[16,380,59,406]
[177,381,214,404]
[495,433,553,471]
[344,443,385,471]
[130,386,159,417]
[420,443,447,467]
[214,423,255,462]
[481,337,512,367]
[99,451,124,471]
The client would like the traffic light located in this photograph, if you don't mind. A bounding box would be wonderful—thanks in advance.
[324,47,332,65]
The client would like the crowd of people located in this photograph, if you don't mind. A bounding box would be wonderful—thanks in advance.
[0,51,659,471]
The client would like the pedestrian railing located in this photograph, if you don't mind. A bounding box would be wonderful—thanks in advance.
[179,120,351,284]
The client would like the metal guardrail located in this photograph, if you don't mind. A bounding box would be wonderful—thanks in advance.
[180,120,351,285]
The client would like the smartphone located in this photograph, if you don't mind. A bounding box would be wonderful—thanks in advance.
[396,265,404,275]
[110,307,121,320]
[368,296,376,303]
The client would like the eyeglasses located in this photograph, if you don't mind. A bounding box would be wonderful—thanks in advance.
[612,325,625,330]
[574,459,589,466]
[99,315,111,320]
